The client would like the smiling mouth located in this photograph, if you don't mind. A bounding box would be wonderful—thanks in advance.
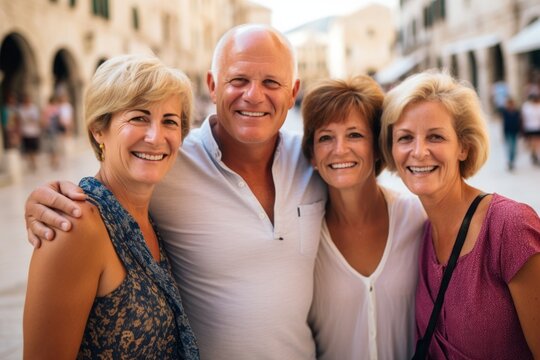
[237,110,267,117]
[133,152,166,161]
[329,162,356,169]
[408,165,437,174]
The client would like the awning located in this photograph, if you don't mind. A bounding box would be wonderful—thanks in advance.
[375,51,425,85]
[442,34,500,56]
[507,20,540,54]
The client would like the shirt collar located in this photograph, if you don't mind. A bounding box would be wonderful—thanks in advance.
[200,114,222,160]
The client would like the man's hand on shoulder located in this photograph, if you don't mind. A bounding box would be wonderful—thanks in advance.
[25,180,86,248]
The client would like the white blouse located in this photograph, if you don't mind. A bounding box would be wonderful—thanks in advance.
[309,187,426,360]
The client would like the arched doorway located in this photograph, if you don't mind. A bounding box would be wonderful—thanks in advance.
[52,49,81,134]
[0,32,39,101]
[528,50,540,74]
[96,57,108,72]
[468,51,478,90]
[525,17,540,74]
[492,44,505,81]
[450,54,459,77]
[0,33,39,154]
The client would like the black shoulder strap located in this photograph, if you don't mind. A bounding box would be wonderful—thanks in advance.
[412,193,489,360]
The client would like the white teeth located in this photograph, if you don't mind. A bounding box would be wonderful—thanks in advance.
[239,111,265,117]
[330,162,356,169]
[133,152,165,161]
[409,166,435,173]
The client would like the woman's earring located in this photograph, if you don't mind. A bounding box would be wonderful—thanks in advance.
[99,143,105,161]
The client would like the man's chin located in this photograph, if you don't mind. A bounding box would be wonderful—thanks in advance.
[235,131,279,146]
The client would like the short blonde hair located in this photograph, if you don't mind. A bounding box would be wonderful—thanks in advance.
[380,70,489,179]
[85,54,193,161]
[302,75,386,175]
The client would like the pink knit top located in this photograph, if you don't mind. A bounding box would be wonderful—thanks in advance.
[415,193,540,359]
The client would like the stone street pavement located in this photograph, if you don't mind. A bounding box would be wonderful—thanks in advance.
[0,111,538,358]
[0,138,98,359]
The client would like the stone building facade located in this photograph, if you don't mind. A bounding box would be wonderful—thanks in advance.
[286,3,395,93]
[0,0,269,183]
[378,0,540,113]
[286,17,334,94]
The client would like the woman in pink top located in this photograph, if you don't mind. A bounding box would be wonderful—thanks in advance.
[380,70,540,359]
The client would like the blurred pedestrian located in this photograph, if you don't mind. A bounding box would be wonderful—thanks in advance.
[521,93,540,166]
[500,97,522,171]
[57,92,74,134]
[58,92,75,153]
[18,94,41,172]
[41,95,62,169]
[1,93,21,149]
[491,78,509,116]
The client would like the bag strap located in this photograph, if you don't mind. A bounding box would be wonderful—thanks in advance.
[412,193,489,360]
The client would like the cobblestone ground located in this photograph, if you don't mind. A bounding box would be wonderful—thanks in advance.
[0,138,98,360]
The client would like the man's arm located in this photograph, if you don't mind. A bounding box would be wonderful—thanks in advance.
[25,181,86,247]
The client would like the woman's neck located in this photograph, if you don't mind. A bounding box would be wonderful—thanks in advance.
[95,169,153,221]
[326,178,385,226]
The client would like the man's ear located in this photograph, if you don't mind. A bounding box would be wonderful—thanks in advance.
[206,71,217,104]
[289,79,301,109]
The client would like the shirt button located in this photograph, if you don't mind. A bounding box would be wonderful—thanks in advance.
[238,181,245,187]
[258,212,265,219]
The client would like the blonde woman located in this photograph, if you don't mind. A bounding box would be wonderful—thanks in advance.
[381,70,540,359]
[23,55,199,359]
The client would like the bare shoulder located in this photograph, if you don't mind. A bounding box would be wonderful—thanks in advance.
[33,199,108,264]
[24,200,110,359]
[476,193,494,218]
[72,199,106,234]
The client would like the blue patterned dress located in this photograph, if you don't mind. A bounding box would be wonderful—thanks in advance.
[77,177,199,359]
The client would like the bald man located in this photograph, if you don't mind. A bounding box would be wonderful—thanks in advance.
[25,24,325,359]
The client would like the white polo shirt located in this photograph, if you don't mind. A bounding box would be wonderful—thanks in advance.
[151,115,326,360]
